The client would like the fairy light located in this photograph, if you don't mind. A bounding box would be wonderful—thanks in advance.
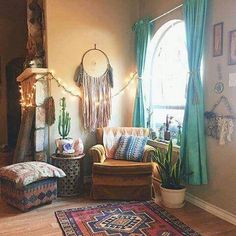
[130,72,135,78]
[111,72,137,98]
[18,71,138,108]
[50,69,55,76]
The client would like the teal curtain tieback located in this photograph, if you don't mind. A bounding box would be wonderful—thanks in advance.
[188,70,201,104]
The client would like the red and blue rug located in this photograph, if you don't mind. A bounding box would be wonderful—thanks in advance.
[55,201,200,236]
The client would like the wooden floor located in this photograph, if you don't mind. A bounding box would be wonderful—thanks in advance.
[0,192,235,236]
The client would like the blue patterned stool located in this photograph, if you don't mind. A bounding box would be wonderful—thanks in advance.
[0,161,66,211]
[1,178,57,211]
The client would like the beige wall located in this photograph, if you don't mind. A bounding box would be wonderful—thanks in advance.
[141,0,236,214]
[0,0,27,145]
[44,0,139,174]
[140,0,182,19]
[189,0,236,215]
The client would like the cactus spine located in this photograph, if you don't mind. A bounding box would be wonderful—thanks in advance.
[58,97,71,139]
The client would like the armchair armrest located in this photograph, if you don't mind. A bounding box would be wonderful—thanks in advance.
[89,144,106,163]
[142,144,155,162]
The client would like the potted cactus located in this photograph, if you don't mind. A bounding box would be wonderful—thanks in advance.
[55,97,75,155]
[153,140,186,208]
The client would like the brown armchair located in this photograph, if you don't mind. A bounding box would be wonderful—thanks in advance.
[89,127,156,201]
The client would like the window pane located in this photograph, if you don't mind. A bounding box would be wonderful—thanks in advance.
[148,20,188,141]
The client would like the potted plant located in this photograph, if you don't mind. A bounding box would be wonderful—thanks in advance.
[164,115,173,141]
[153,140,186,208]
[55,97,75,155]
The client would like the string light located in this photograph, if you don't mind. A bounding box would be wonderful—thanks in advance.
[19,82,36,108]
[18,71,138,108]
[111,72,137,98]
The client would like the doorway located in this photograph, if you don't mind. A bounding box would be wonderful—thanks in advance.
[6,58,25,148]
[0,0,27,152]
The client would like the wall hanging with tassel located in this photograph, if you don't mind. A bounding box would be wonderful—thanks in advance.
[74,45,113,132]
[44,96,55,126]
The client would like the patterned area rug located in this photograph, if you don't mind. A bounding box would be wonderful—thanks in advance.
[55,201,200,236]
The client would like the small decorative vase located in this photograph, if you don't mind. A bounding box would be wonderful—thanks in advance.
[73,138,84,155]
[55,138,75,155]
[164,131,170,141]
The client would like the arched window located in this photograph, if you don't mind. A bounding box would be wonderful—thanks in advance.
[146,20,188,142]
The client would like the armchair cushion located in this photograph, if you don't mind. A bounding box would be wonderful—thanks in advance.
[0,161,65,187]
[93,160,153,175]
[114,135,148,162]
[100,127,149,158]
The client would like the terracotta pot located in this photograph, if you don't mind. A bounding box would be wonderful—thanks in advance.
[160,185,186,208]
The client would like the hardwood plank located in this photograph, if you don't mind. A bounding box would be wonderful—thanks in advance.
[0,192,235,236]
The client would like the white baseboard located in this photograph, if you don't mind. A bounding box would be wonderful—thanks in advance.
[186,192,236,226]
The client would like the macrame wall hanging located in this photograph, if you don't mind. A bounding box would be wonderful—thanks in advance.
[205,96,236,145]
[74,45,113,132]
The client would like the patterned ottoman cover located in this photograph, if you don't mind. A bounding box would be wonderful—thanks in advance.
[1,178,57,211]
[0,162,66,211]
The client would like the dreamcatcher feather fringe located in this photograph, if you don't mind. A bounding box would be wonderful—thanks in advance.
[75,66,112,132]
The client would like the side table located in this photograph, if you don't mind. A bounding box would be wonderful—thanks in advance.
[51,154,85,197]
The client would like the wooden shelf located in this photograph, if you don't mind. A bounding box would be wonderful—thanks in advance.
[16,68,49,82]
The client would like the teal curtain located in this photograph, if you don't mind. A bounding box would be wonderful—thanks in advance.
[180,0,208,184]
[132,18,152,127]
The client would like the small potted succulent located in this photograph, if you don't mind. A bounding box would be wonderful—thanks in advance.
[55,97,75,155]
[153,140,186,208]
[164,115,173,141]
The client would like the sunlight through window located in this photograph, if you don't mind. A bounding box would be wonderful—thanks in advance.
[146,20,188,142]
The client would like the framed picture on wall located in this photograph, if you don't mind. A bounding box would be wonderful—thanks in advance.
[213,22,223,57]
[228,30,236,65]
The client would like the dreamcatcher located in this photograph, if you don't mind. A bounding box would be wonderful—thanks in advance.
[205,96,235,145]
[74,45,113,132]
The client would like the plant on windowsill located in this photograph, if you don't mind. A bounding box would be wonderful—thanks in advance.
[55,97,75,155]
[153,140,186,208]
[163,115,173,141]
[176,122,182,146]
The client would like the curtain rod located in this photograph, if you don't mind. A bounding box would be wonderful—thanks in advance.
[150,4,183,23]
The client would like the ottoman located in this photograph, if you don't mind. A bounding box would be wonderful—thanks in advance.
[0,161,65,211]
[1,178,57,211]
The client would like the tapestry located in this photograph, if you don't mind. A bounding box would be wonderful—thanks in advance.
[55,201,200,236]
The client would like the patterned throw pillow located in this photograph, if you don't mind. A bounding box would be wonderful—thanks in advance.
[114,135,148,162]
[0,161,66,187]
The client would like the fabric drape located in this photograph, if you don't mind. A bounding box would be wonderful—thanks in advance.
[75,63,113,132]
[180,0,208,184]
[132,18,153,127]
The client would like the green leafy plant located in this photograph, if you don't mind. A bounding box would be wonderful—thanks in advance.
[58,97,71,139]
[153,140,184,190]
